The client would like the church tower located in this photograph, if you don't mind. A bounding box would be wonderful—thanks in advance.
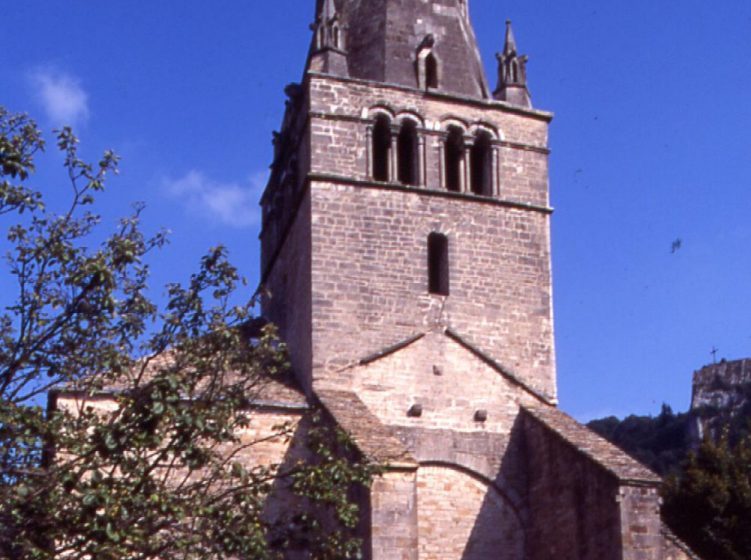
[261,0,555,402]
[259,2,694,559]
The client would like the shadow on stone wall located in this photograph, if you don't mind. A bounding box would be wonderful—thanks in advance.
[261,413,373,560]
[461,413,527,559]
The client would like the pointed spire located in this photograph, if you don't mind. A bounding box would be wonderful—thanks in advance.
[322,0,336,22]
[503,19,518,56]
[307,0,491,98]
[309,0,348,77]
[493,20,532,108]
[314,0,343,52]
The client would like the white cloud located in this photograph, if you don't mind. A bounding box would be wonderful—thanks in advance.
[162,170,266,229]
[28,68,90,127]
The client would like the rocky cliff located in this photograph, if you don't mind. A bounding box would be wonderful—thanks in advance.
[690,358,751,445]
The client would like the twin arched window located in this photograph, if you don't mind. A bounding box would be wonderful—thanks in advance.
[371,115,420,186]
[370,114,496,196]
[444,127,495,196]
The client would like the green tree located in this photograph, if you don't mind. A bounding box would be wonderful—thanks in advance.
[0,107,374,559]
[662,429,751,560]
[587,404,690,475]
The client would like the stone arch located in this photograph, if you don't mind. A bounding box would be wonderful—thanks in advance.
[395,110,425,128]
[439,116,470,133]
[364,104,397,121]
[468,122,501,141]
[417,462,526,560]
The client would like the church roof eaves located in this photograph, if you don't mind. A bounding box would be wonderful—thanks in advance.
[344,328,556,406]
[522,404,661,485]
[315,389,417,469]
[306,72,554,122]
[358,333,426,366]
[661,525,702,560]
[444,328,556,405]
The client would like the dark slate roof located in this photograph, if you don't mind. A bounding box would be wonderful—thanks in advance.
[316,389,417,468]
[316,0,490,98]
[522,404,661,484]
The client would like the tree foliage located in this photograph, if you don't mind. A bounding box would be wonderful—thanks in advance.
[587,404,690,475]
[0,107,375,559]
[662,430,751,560]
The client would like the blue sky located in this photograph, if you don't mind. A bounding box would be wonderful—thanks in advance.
[2,1,750,421]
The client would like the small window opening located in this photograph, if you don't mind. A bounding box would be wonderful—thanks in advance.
[425,54,439,89]
[372,115,391,182]
[397,120,419,186]
[444,126,464,192]
[332,25,340,49]
[470,131,493,196]
[428,233,449,296]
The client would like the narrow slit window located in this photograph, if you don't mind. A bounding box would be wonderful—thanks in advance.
[397,120,419,186]
[425,53,439,89]
[372,115,391,182]
[332,25,340,49]
[470,131,493,196]
[428,233,449,296]
[444,126,464,192]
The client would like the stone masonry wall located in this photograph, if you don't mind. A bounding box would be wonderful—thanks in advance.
[260,74,554,395]
[337,331,546,433]
[523,412,624,560]
[327,333,538,559]
[369,469,419,560]
[309,74,551,208]
[301,73,555,396]
[618,485,664,560]
[416,465,524,560]
[310,182,555,397]
[262,192,313,394]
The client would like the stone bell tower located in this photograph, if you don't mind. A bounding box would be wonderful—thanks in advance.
[260,0,556,401]
[259,2,694,559]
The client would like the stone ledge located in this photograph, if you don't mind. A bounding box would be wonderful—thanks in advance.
[307,72,555,122]
[308,173,555,215]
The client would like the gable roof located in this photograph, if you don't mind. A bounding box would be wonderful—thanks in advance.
[522,404,661,484]
[351,328,555,406]
[316,388,417,468]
